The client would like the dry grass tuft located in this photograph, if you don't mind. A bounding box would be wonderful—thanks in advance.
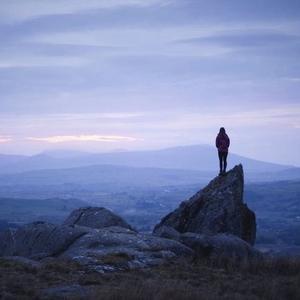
[91,252,134,266]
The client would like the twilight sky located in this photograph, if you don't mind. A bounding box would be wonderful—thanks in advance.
[0,0,300,165]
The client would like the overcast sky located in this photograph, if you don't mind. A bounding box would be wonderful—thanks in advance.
[0,0,299,165]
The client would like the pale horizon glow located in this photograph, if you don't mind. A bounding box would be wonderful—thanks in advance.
[27,135,138,143]
[0,136,12,143]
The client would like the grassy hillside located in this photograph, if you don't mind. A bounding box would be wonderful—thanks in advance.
[0,255,299,299]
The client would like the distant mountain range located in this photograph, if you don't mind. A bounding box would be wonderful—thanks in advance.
[0,145,295,175]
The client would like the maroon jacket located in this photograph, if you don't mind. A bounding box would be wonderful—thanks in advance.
[216,133,230,152]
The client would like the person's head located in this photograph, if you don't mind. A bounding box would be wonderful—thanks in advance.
[219,127,226,134]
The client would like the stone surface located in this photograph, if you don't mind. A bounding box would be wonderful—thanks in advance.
[154,165,256,245]
[180,232,261,260]
[60,226,193,271]
[63,207,133,231]
[1,221,90,259]
[153,226,260,260]
[153,225,181,241]
[0,217,193,271]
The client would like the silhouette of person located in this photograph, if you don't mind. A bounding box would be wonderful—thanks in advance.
[215,127,230,175]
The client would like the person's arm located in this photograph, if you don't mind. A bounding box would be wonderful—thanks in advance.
[216,136,219,148]
[227,136,230,148]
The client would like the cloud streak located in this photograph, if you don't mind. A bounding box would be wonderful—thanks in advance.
[26,135,138,143]
[0,136,12,143]
[0,0,173,23]
[176,30,300,49]
[0,55,88,68]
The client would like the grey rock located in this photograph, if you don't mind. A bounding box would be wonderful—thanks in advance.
[1,221,90,259]
[179,232,213,257]
[208,234,261,259]
[180,232,261,260]
[154,165,256,245]
[153,225,181,241]
[0,220,193,271]
[61,226,193,271]
[63,206,133,230]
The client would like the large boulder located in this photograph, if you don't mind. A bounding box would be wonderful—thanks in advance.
[0,221,90,259]
[63,207,133,231]
[154,165,256,245]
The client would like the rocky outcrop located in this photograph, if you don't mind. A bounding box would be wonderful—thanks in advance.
[63,207,133,231]
[154,165,256,245]
[0,210,192,271]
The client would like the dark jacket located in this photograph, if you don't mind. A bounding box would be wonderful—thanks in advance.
[216,133,230,152]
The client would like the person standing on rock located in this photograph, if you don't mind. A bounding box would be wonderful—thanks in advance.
[216,127,230,175]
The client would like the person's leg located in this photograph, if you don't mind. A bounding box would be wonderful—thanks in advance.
[223,151,228,173]
[218,151,222,174]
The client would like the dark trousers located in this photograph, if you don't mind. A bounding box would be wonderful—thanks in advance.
[218,151,228,173]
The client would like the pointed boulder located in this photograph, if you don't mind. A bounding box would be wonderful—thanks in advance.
[154,165,256,245]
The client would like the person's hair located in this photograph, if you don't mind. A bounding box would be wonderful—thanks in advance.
[219,127,226,134]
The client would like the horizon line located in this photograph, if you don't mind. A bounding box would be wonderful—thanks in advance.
[0,143,298,168]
